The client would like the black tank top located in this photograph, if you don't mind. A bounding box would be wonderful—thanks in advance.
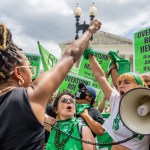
[0,88,45,150]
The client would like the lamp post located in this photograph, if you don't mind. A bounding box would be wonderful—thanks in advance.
[74,2,97,40]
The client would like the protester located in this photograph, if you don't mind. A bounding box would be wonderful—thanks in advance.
[46,92,96,150]
[141,74,150,88]
[83,48,150,150]
[106,50,150,89]
[0,20,101,150]
[75,83,104,136]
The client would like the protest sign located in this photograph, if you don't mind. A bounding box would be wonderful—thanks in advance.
[57,73,93,96]
[78,50,110,89]
[134,27,150,74]
[25,53,41,79]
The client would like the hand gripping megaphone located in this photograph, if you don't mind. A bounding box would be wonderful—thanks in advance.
[119,87,150,135]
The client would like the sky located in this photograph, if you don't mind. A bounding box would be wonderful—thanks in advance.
[0,0,150,59]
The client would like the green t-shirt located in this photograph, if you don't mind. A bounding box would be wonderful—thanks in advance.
[46,118,83,150]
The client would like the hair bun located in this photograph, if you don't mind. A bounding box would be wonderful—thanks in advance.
[0,24,13,51]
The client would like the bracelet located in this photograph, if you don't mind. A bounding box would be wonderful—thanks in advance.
[111,67,118,70]
[87,28,93,37]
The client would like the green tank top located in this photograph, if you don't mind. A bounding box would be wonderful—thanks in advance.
[46,118,83,150]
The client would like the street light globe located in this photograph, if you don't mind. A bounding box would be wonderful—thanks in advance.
[89,2,97,17]
[74,3,82,17]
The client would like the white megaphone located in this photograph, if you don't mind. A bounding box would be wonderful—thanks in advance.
[119,87,150,135]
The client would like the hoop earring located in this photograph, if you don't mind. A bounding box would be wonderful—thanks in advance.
[19,79,24,86]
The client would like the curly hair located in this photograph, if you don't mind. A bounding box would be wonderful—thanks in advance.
[0,24,26,83]
[52,92,74,112]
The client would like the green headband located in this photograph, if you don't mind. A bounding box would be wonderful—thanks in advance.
[128,72,143,86]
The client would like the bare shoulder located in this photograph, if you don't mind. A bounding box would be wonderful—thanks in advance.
[82,126,93,138]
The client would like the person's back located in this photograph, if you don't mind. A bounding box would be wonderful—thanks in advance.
[0,88,44,150]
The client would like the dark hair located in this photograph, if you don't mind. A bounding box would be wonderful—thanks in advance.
[52,92,74,112]
[0,24,26,83]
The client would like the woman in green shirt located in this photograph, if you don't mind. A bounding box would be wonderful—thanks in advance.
[46,92,96,150]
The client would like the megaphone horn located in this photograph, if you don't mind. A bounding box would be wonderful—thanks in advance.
[119,87,150,135]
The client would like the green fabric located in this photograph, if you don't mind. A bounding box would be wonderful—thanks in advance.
[38,41,58,72]
[97,131,113,150]
[97,113,112,150]
[128,72,144,86]
[46,118,83,150]
[76,103,91,115]
[83,48,95,60]
[108,50,130,75]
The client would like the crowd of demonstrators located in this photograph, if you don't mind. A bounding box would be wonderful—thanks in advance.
[75,83,104,137]
[46,92,96,150]
[83,48,150,150]
[0,20,101,150]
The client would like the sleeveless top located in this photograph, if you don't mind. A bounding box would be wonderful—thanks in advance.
[0,88,45,150]
[46,118,83,150]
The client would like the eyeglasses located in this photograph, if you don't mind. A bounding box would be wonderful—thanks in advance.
[59,98,75,104]
[18,66,37,77]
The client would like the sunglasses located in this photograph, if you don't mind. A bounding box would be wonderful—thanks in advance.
[17,66,37,77]
[60,98,75,104]
[79,89,91,96]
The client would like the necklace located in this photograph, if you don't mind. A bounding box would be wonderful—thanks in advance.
[0,86,16,94]
[54,120,75,149]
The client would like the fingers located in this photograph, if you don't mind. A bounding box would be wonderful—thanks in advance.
[89,19,102,31]
[95,19,102,30]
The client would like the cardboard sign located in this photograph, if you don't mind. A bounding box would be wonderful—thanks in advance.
[25,53,41,79]
[134,27,150,74]
[57,73,93,96]
[78,51,110,89]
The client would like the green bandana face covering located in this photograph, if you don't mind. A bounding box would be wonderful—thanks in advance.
[76,103,91,115]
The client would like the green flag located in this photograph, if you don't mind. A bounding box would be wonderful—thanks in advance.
[37,41,58,72]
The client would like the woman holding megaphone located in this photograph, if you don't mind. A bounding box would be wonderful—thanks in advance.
[83,47,150,150]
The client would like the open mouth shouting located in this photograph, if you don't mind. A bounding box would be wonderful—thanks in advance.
[66,105,72,111]
[120,90,125,96]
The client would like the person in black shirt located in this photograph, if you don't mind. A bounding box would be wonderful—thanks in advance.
[75,83,104,137]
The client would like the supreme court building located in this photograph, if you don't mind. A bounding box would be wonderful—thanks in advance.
[59,31,134,71]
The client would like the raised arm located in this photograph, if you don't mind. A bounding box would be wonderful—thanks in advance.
[27,20,101,123]
[106,61,119,89]
[98,96,107,113]
[88,54,113,100]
